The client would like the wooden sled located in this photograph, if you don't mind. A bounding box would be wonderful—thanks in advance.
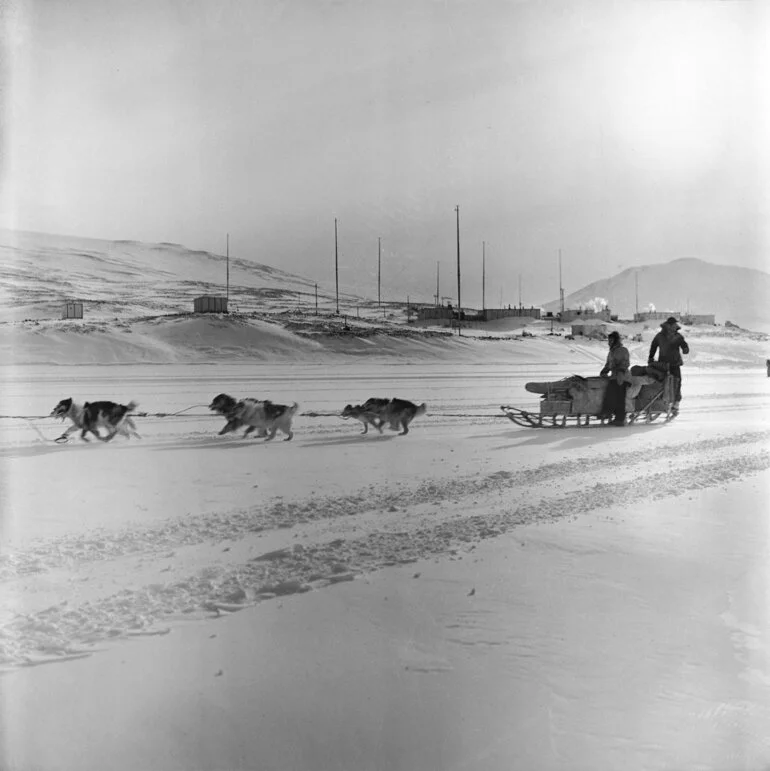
[501,373,678,428]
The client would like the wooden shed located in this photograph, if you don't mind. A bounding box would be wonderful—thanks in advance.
[571,320,609,339]
[681,313,716,326]
[62,302,84,319]
[194,296,228,314]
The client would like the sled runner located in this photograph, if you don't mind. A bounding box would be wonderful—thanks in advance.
[501,371,678,428]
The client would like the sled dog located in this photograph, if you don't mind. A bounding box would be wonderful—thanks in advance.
[342,397,425,436]
[51,398,140,442]
[209,393,259,436]
[209,393,299,441]
[341,397,391,434]
[380,398,427,435]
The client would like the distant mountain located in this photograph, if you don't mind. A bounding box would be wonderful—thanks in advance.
[543,258,770,332]
[0,229,369,321]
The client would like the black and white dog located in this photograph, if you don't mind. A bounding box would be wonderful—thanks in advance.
[341,397,391,434]
[341,397,426,436]
[209,393,298,441]
[209,393,257,436]
[51,398,140,442]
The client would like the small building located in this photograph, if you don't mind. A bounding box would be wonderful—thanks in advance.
[414,306,541,323]
[415,306,454,322]
[194,296,228,314]
[62,301,83,319]
[634,311,716,326]
[571,320,610,339]
[559,307,612,324]
[482,307,541,321]
[633,311,677,323]
[681,313,716,326]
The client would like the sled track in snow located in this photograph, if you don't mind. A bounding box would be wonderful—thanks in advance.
[2,429,769,668]
[2,429,769,580]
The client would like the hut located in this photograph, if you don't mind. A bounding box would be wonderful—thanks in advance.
[62,302,84,319]
[559,307,611,323]
[633,310,676,323]
[571,319,610,340]
[193,296,228,314]
[680,313,716,326]
[414,306,541,324]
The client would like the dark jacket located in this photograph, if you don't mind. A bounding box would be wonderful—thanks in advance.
[600,342,630,380]
[649,328,689,366]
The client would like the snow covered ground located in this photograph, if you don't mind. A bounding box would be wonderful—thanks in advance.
[2,361,770,770]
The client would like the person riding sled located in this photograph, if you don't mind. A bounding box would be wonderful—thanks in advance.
[648,317,689,416]
[599,330,631,426]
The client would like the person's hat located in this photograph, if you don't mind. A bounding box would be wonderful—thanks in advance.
[663,316,680,329]
[608,330,621,341]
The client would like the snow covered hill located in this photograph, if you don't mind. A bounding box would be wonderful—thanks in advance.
[2,229,768,368]
[543,257,770,332]
[0,229,361,321]
[4,230,768,333]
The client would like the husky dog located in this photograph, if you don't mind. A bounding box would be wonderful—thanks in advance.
[342,397,425,436]
[209,393,260,437]
[341,397,391,434]
[380,398,427,435]
[209,393,299,441]
[232,399,299,442]
[51,398,140,442]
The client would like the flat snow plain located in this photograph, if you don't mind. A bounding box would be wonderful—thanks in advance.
[2,362,770,771]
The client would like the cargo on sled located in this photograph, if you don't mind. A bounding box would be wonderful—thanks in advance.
[500,364,678,428]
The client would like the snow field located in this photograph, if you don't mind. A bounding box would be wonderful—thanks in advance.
[1,362,769,770]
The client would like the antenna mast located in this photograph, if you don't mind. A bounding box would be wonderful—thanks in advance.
[635,271,639,315]
[334,218,339,315]
[435,261,440,307]
[377,237,381,308]
[226,233,230,302]
[482,241,486,311]
[456,205,461,337]
[559,248,565,314]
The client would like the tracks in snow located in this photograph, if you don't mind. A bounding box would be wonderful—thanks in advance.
[2,428,769,669]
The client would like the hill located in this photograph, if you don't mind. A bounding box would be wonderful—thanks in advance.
[4,231,768,334]
[543,258,770,332]
[1,229,768,369]
[0,229,366,322]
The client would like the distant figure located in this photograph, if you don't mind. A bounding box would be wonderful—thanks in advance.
[648,316,689,416]
[766,359,770,378]
[600,330,630,426]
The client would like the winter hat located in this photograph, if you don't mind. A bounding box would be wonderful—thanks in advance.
[663,316,680,329]
[608,330,621,342]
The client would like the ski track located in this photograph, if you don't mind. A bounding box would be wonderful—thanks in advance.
[1,427,769,669]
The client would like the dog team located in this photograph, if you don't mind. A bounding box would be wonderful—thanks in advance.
[49,394,427,443]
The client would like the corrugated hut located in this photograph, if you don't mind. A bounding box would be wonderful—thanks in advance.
[194,296,228,313]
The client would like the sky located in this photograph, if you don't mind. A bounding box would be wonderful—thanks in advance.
[1,0,767,306]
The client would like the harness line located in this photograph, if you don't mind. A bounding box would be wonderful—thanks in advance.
[3,405,508,443]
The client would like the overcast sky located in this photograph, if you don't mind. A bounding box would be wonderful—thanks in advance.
[2,0,767,305]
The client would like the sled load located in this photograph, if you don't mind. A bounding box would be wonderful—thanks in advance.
[501,364,678,428]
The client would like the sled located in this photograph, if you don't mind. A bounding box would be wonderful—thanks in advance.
[501,372,678,428]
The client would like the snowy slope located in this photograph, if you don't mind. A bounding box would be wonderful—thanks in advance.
[543,257,770,332]
[0,228,360,321]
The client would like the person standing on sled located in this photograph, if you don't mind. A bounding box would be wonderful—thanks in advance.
[648,316,689,416]
[600,331,631,426]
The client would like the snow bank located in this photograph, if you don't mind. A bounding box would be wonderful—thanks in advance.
[0,314,603,366]
[3,313,768,368]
